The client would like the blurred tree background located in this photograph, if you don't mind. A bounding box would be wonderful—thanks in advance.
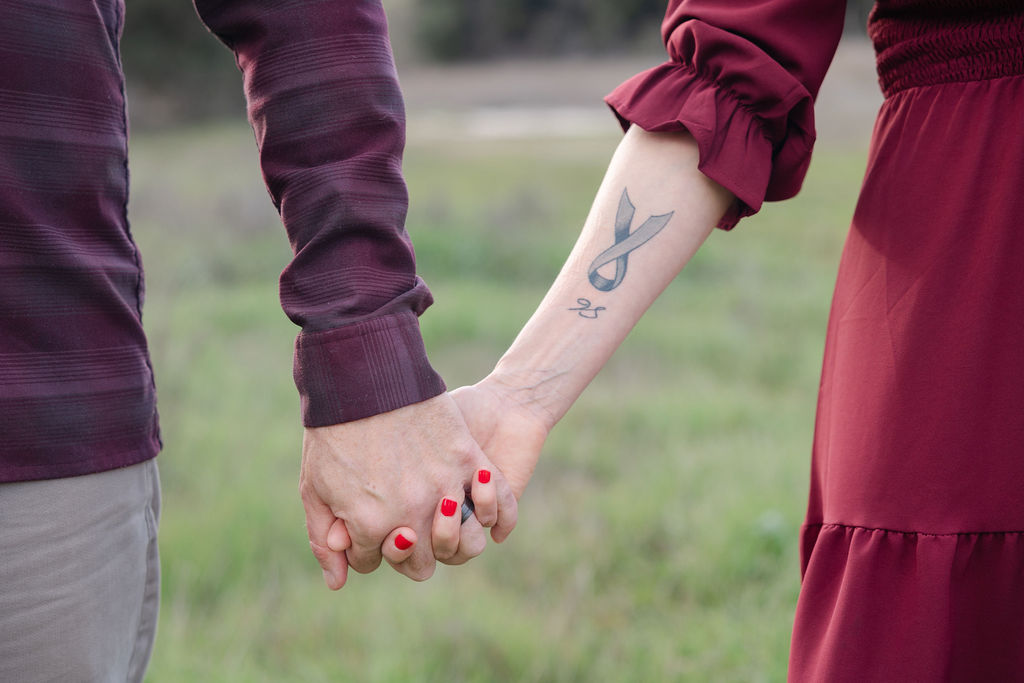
[120,0,875,125]
[120,1,242,125]
[413,0,667,61]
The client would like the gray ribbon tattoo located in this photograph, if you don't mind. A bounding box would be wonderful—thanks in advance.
[587,189,674,292]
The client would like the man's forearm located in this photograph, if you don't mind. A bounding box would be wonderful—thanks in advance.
[488,127,735,428]
[193,0,445,426]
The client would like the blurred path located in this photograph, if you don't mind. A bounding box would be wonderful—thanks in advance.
[400,38,881,148]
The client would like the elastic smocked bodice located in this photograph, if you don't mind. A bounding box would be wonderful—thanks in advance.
[869,0,1024,97]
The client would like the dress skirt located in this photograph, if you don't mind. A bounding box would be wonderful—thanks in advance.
[603,2,1023,677]
[789,23,1024,683]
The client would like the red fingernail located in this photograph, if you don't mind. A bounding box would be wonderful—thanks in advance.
[441,498,458,517]
[395,534,413,550]
[478,469,491,484]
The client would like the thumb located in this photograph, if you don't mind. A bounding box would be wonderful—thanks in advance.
[327,517,351,552]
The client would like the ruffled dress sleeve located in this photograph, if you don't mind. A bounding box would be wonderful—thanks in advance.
[605,0,847,229]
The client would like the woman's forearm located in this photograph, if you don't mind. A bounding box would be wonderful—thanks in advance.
[487,127,735,429]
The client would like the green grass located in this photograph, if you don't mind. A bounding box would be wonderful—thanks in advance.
[130,121,865,681]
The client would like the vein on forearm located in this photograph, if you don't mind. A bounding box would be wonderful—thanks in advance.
[491,363,571,429]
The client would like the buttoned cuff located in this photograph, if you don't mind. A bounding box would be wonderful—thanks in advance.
[293,311,446,427]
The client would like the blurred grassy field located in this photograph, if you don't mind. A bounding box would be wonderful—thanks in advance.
[129,121,864,682]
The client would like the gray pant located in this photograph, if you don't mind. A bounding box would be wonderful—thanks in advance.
[0,460,161,683]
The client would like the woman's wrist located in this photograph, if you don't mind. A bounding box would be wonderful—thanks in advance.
[480,362,567,434]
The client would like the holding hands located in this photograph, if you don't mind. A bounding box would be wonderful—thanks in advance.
[299,392,519,589]
[303,129,733,589]
[300,380,549,590]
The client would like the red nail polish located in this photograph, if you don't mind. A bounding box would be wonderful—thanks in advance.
[478,469,491,484]
[441,498,458,517]
[395,534,413,550]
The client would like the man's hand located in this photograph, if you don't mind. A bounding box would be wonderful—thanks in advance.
[299,393,518,589]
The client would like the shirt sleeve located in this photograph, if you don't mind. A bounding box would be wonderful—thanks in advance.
[193,0,445,426]
[605,0,847,229]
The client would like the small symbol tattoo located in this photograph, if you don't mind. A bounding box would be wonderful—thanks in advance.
[569,297,606,319]
[588,189,674,292]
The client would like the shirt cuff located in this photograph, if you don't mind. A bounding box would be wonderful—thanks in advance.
[293,311,446,427]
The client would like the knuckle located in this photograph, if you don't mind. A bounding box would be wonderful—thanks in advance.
[358,518,392,542]
[473,486,496,503]
[501,501,520,528]
[461,533,487,558]
[438,552,468,566]
[495,520,517,540]
[411,565,436,582]
[347,554,382,574]
[501,487,518,508]
[344,519,388,549]
[308,541,330,565]
[298,479,318,503]
[505,510,519,530]
[401,559,436,582]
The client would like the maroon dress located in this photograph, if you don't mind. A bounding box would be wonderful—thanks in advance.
[608,1,1024,679]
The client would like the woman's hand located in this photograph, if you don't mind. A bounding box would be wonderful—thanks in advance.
[449,379,551,502]
[425,129,733,566]
[421,377,550,563]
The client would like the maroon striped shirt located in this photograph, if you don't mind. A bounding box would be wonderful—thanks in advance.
[0,0,443,482]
